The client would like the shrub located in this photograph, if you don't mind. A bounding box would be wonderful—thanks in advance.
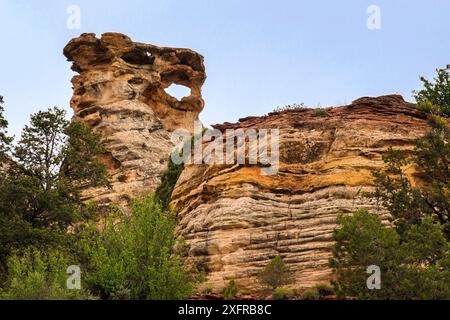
[302,288,320,300]
[330,210,450,299]
[223,279,238,300]
[314,108,329,117]
[155,129,208,211]
[272,287,292,300]
[0,247,89,300]
[429,114,448,129]
[416,101,440,114]
[258,256,292,290]
[201,286,213,295]
[81,194,196,300]
[273,103,307,113]
[155,158,184,211]
[315,283,334,296]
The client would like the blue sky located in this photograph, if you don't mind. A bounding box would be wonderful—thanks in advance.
[0,0,449,138]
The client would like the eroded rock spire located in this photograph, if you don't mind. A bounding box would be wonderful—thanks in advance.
[64,32,206,204]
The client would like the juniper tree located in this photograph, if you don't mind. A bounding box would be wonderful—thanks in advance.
[0,107,110,273]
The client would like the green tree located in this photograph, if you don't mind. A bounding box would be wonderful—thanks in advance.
[0,107,110,273]
[332,68,450,300]
[413,68,450,116]
[374,67,449,237]
[155,158,184,211]
[155,129,209,211]
[373,125,449,237]
[81,194,195,300]
[0,247,90,300]
[0,96,13,161]
[223,279,238,300]
[258,256,292,291]
[330,210,450,299]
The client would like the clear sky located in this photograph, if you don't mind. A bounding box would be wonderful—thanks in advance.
[0,0,449,138]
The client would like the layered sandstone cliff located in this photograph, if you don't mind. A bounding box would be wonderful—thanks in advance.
[64,33,206,204]
[170,95,431,291]
[64,34,434,292]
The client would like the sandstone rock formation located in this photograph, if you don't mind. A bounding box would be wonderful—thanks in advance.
[64,33,206,204]
[171,95,432,291]
[64,34,435,293]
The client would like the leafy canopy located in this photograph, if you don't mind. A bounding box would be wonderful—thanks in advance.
[80,194,195,300]
[0,106,110,273]
[414,68,450,116]
[0,247,90,300]
[0,96,13,161]
[330,210,450,300]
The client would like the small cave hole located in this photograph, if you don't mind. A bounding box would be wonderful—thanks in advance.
[164,83,191,100]
[121,48,154,65]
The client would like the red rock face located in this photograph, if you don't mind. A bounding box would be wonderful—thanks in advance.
[64,33,206,204]
[171,95,432,292]
[64,35,435,293]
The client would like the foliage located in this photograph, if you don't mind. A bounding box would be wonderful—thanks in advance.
[0,96,13,161]
[331,70,450,300]
[223,279,238,300]
[373,126,449,237]
[302,287,320,300]
[258,256,292,290]
[330,210,450,299]
[0,107,110,274]
[201,286,213,294]
[62,120,111,188]
[155,128,209,211]
[155,158,184,211]
[416,101,441,115]
[0,247,89,300]
[413,68,450,116]
[273,103,307,113]
[314,108,329,117]
[81,194,195,300]
[314,283,334,296]
[374,67,449,237]
[272,287,292,300]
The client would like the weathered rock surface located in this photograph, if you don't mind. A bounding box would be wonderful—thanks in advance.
[64,34,435,293]
[171,95,432,291]
[64,33,206,204]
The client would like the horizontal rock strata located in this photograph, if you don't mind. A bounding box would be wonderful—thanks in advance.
[171,95,431,291]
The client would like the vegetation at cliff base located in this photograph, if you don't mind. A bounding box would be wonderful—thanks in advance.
[0,67,449,300]
[0,106,110,277]
[80,195,195,300]
[0,247,90,300]
[0,100,196,300]
[258,256,292,291]
[223,279,238,300]
[330,210,450,299]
